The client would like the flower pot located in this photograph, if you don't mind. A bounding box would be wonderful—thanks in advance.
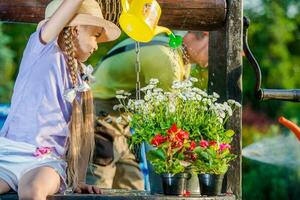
[198,174,224,196]
[161,173,189,195]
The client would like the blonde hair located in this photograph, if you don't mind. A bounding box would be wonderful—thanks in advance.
[59,27,95,188]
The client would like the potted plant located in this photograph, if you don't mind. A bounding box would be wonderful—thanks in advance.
[191,139,236,196]
[187,94,240,196]
[115,78,241,195]
[146,123,194,195]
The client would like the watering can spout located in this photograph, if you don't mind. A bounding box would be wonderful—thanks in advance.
[154,27,183,48]
[121,0,130,13]
[154,26,172,36]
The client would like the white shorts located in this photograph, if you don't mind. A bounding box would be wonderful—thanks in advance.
[0,137,67,192]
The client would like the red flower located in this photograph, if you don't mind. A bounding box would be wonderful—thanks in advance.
[219,143,231,151]
[171,140,183,149]
[190,153,197,161]
[177,129,189,140]
[209,141,217,146]
[167,123,178,134]
[151,134,166,146]
[183,190,191,197]
[189,141,196,150]
[199,140,209,148]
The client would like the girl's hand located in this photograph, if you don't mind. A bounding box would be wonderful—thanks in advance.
[41,0,84,43]
[73,182,102,194]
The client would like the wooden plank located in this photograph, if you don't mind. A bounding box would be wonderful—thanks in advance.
[160,8,226,30]
[0,0,49,6]
[1,193,236,200]
[208,0,242,199]
[0,0,226,30]
[159,0,225,9]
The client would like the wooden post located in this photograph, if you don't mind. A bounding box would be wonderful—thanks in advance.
[208,0,243,199]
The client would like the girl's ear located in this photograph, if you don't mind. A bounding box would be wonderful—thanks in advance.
[71,26,79,38]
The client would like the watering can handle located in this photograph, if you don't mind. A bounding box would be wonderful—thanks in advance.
[121,0,130,12]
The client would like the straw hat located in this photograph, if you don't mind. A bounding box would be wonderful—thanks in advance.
[38,0,121,42]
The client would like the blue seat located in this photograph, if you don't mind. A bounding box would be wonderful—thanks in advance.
[0,104,10,129]
[130,128,151,191]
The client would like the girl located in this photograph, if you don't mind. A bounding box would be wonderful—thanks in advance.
[0,0,121,199]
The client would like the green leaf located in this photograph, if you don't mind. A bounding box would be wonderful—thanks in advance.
[200,151,209,160]
[147,149,165,161]
[225,129,235,137]
[194,146,203,154]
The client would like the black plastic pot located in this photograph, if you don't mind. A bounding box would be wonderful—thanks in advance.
[161,173,189,195]
[198,174,224,196]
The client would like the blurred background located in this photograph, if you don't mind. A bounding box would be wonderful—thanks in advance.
[1,0,300,199]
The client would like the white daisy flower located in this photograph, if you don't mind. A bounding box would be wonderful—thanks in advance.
[116,116,123,124]
[116,90,125,95]
[149,78,159,85]
[189,77,198,82]
[116,95,127,99]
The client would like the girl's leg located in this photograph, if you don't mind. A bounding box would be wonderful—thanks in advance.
[18,166,61,200]
[0,178,11,194]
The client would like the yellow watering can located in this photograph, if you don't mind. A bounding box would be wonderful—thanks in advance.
[119,0,182,48]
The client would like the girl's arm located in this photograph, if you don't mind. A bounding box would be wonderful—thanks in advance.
[41,0,84,43]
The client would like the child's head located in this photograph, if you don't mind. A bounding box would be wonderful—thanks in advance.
[40,0,121,61]
[61,25,103,62]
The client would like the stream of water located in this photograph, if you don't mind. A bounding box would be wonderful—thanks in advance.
[243,133,300,169]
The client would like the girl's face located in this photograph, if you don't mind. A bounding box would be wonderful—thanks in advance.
[73,25,103,62]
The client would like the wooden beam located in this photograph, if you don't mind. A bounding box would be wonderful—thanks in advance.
[208,0,242,199]
[0,0,226,30]
[0,0,50,24]
[1,193,237,200]
[159,0,227,30]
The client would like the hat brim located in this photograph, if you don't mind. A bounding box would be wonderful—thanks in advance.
[69,14,121,43]
[37,14,121,43]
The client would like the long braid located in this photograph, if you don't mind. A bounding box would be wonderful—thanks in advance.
[63,27,78,86]
[60,27,95,188]
[61,27,81,188]
[79,66,95,180]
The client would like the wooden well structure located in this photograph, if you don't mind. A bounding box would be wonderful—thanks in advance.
[0,0,243,199]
